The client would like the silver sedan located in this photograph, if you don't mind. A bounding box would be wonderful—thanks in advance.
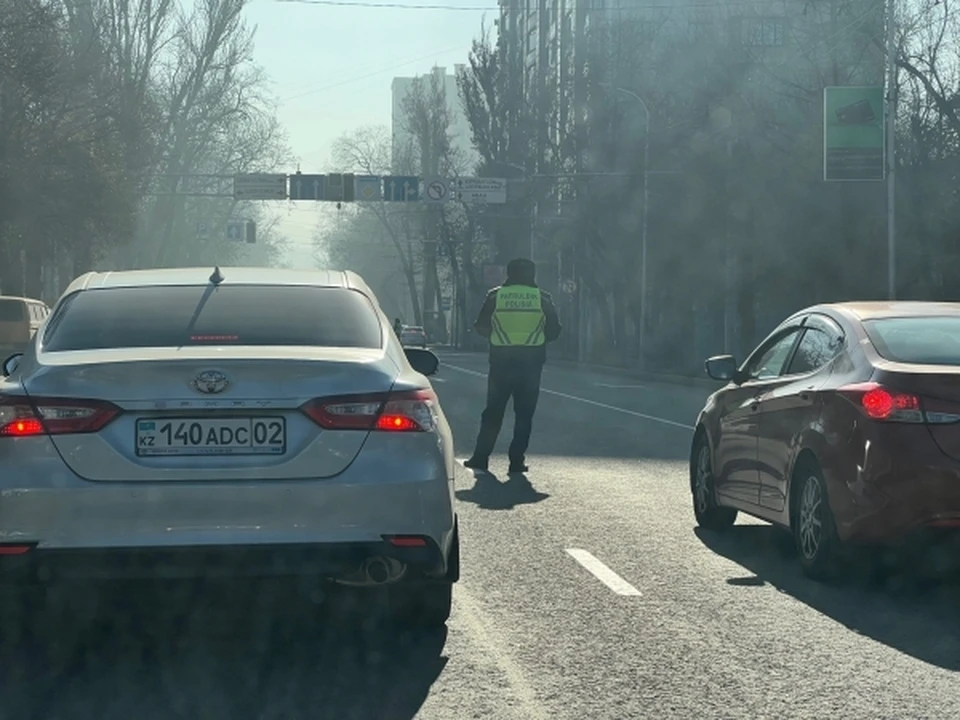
[0,266,458,626]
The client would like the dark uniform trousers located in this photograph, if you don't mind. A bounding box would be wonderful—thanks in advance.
[472,359,543,465]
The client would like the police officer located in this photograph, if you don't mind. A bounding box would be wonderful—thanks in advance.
[464,258,562,473]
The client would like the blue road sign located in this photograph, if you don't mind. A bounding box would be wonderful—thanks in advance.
[289,174,325,201]
[383,175,419,202]
[226,221,245,241]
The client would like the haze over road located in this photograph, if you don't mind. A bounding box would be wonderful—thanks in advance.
[1,352,959,719]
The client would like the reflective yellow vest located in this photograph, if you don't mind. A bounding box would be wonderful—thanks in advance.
[490,285,546,347]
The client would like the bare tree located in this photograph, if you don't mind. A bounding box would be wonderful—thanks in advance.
[329,125,424,324]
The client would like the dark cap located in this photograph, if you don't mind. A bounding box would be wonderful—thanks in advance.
[506,258,536,284]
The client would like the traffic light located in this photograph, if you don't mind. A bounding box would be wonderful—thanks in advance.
[245,220,256,244]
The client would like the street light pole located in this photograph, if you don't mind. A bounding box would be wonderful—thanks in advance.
[614,86,651,367]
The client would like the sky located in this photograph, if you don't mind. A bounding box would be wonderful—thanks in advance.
[241,0,496,267]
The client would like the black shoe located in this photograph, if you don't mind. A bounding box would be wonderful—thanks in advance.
[463,456,488,471]
[508,462,528,473]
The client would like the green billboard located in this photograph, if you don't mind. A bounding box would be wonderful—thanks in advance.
[823,86,885,182]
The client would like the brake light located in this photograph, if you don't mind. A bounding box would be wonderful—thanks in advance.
[839,383,925,423]
[301,389,438,432]
[0,396,121,437]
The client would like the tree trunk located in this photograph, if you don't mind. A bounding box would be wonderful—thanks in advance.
[24,230,44,299]
[0,239,24,295]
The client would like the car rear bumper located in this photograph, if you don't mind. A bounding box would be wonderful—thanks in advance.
[0,534,454,583]
[0,439,457,581]
[829,429,960,543]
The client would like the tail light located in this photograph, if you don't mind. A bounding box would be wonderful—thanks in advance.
[301,389,438,432]
[838,383,960,424]
[0,395,121,438]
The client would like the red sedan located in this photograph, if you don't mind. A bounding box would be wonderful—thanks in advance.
[691,302,960,579]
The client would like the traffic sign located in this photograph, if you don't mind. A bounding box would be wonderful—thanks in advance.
[453,177,507,204]
[424,177,451,204]
[289,173,325,201]
[326,173,350,202]
[383,175,419,202]
[226,220,245,242]
[440,296,451,311]
[823,86,885,181]
[355,175,381,202]
[233,173,287,200]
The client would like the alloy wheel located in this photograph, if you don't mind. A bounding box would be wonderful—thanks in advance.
[798,475,823,560]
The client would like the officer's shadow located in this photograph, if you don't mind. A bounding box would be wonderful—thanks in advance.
[455,469,550,510]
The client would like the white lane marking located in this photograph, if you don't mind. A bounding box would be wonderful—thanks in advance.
[443,363,695,430]
[594,382,647,389]
[566,548,642,596]
[432,377,448,383]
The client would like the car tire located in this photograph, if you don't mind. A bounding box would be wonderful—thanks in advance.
[791,456,843,581]
[391,582,452,627]
[691,432,737,531]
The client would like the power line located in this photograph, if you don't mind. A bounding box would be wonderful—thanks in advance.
[282,45,465,102]
[272,0,830,11]
[274,0,494,10]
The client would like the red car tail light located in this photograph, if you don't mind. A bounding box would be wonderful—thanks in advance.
[0,396,121,438]
[836,382,960,424]
[301,389,438,432]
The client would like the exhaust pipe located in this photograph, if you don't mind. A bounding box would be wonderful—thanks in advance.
[335,556,407,586]
[365,557,390,584]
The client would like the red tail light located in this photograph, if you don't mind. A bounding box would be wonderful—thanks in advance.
[838,383,925,423]
[0,395,121,438]
[301,389,438,432]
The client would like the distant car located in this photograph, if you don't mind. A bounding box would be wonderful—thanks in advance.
[691,302,960,579]
[400,325,428,348]
[0,267,458,626]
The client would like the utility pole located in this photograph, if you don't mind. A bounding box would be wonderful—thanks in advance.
[885,0,897,299]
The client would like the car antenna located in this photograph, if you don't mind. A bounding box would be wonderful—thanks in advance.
[209,266,224,285]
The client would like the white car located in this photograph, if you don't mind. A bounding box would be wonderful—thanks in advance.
[0,267,458,626]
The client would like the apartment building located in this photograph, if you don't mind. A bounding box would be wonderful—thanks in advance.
[390,66,479,174]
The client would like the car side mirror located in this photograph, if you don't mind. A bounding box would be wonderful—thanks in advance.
[405,348,439,376]
[2,353,23,378]
[705,354,739,382]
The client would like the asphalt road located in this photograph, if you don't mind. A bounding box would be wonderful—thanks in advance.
[2,351,960,719]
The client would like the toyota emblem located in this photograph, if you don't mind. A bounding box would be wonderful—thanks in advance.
[191,369,230,394]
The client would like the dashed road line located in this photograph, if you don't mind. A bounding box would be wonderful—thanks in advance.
[442,363,695,430]
[565,548,642,596]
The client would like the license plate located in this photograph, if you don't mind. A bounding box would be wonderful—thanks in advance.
[135,417,286,457]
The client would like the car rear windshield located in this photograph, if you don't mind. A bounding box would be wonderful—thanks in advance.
[43,285,383,351]
[0,299,25,322]
[863,316,960,366]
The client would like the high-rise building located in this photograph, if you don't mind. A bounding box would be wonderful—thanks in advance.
[390,65,478,173]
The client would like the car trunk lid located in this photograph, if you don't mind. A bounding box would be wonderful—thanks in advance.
[23,347,398,482]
